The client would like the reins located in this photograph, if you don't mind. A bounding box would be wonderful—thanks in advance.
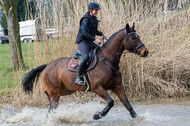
[97,49,120,75]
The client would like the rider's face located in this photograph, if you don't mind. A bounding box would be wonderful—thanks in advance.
[91,9,99,17]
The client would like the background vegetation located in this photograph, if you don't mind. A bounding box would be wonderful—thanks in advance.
[0,0,189,106]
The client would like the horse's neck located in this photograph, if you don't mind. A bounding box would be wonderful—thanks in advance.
[101,31,125,65]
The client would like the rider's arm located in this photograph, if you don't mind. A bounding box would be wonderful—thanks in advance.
[81,18,96,41]
[96,30,103,36]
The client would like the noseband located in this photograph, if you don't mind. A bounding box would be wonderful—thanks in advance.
[124,29,144,55]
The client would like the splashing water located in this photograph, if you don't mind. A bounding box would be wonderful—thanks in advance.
[0,100,190,126]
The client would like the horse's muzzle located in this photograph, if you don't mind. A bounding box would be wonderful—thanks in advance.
[140,47,149,57]
[143,50,149,57]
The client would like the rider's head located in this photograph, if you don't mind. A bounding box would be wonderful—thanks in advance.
[88,2,101,17]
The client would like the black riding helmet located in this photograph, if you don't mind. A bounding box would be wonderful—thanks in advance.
[88,2,101,10]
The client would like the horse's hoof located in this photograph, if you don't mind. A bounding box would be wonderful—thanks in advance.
[93,112,102,120]
[130,111,137,118]
[46,114,49,118]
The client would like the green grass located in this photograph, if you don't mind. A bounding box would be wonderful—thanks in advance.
[0,43,13,91]
[0,42,34,91]
[0,40,67,92]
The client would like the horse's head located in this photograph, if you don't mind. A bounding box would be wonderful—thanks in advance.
[123,23,149,57]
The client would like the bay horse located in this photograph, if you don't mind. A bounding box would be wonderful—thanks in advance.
[22,23,149,120]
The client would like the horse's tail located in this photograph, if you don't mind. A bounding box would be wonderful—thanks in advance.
[22,64,47,93]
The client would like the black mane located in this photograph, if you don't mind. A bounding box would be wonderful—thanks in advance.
[102,29,124,48]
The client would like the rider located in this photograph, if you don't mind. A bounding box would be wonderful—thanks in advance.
[75,2,106,85]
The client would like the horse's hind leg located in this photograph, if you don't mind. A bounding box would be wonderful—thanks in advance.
[111,84,137,118]
[93,86,114,120]
[45,91,60,113]
[45,91,52,113]
[50,95,60,112]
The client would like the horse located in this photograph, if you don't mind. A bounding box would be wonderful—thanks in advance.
[22,23,149,120]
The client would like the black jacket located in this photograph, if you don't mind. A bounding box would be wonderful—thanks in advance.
[75,12,102,44]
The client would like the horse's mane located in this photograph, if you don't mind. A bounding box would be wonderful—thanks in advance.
[102,28,124,48]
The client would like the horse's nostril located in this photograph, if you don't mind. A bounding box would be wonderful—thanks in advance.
[144,51,149,56]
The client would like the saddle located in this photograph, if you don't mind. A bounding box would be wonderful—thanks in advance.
[67,47,98,72]
[67,48,99,92]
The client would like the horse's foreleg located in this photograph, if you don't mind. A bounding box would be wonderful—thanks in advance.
[111,84,137,118]
[93,86,114,120]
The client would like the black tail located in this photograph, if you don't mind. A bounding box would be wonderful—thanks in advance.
[22,64,47,93]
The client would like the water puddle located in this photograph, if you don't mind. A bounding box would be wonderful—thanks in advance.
[0,99,190,126]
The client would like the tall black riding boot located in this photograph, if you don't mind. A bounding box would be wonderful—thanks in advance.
[75,57,87,85]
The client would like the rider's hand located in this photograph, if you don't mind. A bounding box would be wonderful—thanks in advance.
[102,34,107,39]
[95,38,102,45]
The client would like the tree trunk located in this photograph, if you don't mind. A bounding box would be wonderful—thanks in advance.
[1,0,25,70]
[164,0,168,14]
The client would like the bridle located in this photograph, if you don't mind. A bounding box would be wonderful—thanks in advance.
[124,29,145,55]
[97,29,145,74]
[102,29,145,55]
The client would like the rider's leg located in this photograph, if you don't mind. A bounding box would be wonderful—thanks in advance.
[75,53,89,85]
[75,41,90,85]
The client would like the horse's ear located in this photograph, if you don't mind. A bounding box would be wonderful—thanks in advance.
[126,23,130,32]
[132,22,135,29]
